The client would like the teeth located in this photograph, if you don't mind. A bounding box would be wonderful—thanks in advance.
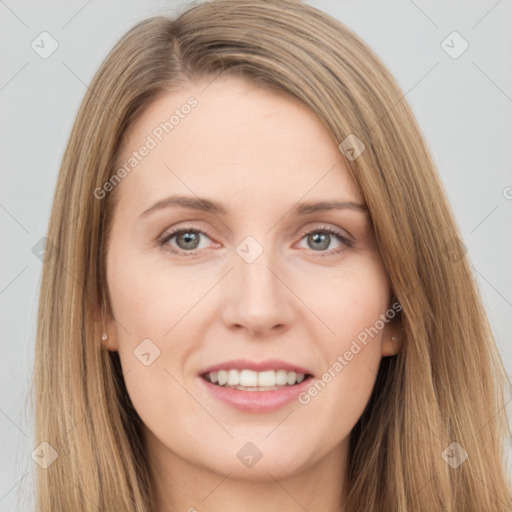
[227,369,239,386]
[275,369,288,385]
[217,370,228,385]
[240,369,258,387]
[204,369,307,388]
[286,371,297,385]
[257,370,275,387]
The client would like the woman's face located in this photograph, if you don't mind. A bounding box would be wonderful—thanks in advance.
[104,76,400,482]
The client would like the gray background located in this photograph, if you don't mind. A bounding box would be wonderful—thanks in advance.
[1,0,511,509]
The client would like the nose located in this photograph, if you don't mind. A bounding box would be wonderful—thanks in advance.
[221,246,295,338]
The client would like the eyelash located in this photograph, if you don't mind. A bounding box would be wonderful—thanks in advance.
[157,224,354,258]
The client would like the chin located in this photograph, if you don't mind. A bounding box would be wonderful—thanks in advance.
[190,435,319,480]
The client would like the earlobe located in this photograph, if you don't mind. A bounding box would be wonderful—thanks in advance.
[94,300,119,352]
[101,312,119,352]
[382,332,403,357]
[101,332,119,352]
[381,298,403,357]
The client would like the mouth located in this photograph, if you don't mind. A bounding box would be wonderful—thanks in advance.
[198,360,315,412]
[200,369,314,392]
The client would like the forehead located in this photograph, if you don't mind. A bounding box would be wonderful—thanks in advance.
[114,76,362,215]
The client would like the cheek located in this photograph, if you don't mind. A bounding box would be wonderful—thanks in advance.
[296,255,389,426]
[301,347,381,452]
[106,238,212,341]
[300,253,390,350]
[296,316,384,454]
[105,241,214,427]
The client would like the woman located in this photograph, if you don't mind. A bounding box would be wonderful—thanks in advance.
[32,0,512,510]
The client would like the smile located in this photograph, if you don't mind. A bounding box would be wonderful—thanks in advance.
[202,368,309,391]
[198,359,315,412]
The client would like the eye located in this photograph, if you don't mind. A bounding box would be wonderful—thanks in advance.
[296,225,353,256]
[158,227,216,255]
[158,224,353,257]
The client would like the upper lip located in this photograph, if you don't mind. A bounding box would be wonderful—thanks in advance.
[199,358,313,377]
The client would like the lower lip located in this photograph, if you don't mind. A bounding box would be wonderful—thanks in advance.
[199,375,314,413]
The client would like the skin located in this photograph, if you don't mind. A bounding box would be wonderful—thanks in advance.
[100,75,401,512]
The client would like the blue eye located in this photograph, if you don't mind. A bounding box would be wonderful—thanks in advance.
[298,226,353,256]
[158,228,211,255]
[158,224,353,257]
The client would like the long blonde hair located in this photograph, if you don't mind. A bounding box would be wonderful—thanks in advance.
[32,0,511,510]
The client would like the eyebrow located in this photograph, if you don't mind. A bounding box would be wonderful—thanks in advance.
[139,194,368,218]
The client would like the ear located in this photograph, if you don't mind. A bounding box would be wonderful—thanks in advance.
[381,318,403,357]
[93,300,119,352]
